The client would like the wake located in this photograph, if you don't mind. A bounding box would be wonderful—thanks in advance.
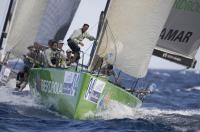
[87,100,200,120]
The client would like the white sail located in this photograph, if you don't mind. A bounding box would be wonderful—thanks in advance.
[5,0,80,57]
[5,0,48,57]
[90,0,175,78]
[35,0,81,45]
[154,0,200,67]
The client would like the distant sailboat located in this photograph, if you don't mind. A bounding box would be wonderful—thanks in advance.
[3,0,175,119]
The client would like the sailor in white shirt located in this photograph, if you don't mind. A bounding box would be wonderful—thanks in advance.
[67,23,96,65]
[57,40,66,67]
[45,41,59,67]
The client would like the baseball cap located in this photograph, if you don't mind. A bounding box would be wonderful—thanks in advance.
[58,40,64,44]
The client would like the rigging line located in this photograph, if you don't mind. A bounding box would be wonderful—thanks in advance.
[81,22,101,56]
[106,22,118,65]
[88,22,98,32]
[82,42,94,53]
[9,42,24,58]
[98,25,109,56]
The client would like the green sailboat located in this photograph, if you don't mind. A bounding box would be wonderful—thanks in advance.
[29,68,141,119]
[28,0,174,119]
[3,0,175,119]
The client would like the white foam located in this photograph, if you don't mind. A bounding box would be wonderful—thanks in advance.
[0,79,38,107]
[186,86,200,91]
[84,100,200,120]
[2,79,200,121]
[180,70,187,75]
[163,73,170,77]
[195,70,200,74]
[153,71,161,75]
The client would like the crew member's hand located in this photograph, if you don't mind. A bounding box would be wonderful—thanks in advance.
[95,39,99,44]
[79,42,84,46]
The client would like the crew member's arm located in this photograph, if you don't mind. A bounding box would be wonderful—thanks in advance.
[85,32,96,41]
[70,30,81,44]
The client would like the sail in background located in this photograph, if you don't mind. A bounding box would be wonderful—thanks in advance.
[90,0,175,78]
[154,0,200,67]
[5,0,48,57]
[5,0,80,57]
[35,0,81,45]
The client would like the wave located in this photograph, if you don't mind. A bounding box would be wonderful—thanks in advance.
[186,86,200,91]
[84,100,200,120]
[0,79,37,107]
[163,73,170,77]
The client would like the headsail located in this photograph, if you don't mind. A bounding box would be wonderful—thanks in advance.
[89,0,175,78]
[5,0,80,57]
[35,0,81,45]
[153,0,200,68]
[5,0,48,57]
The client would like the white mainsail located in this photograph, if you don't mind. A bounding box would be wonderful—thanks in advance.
[5,0,80,57]
[154,0,200,67]
[90,0,175,78]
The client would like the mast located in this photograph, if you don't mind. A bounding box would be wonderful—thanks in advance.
[0,0,14,49]
[88,0,111,67]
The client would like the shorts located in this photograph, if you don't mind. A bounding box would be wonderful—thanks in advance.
[67,39,80,53]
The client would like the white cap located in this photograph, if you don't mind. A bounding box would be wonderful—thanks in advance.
[66,49,72,53]
[58,40,64,44]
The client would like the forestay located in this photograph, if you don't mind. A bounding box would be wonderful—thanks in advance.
[5,0,80,57]
[90,0,175,78]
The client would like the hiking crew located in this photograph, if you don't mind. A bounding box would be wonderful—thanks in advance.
[15,66,29,91]
[45,41,59,67]
[14,24,97,91]
[67,24,96,65]
[57,40,66,67]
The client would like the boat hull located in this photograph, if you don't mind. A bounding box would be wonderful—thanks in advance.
[29,68,142,119]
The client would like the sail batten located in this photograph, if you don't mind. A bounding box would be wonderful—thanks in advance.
[90,0,175,78]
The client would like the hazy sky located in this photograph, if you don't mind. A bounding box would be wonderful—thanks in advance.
[0,0,199,70]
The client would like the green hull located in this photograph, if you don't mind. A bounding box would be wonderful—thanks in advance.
[29,68,142,119]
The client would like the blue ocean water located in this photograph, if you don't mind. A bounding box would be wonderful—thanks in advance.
[0,69,200,132]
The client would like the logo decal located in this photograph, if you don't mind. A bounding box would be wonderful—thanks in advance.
[85,77,106,104]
